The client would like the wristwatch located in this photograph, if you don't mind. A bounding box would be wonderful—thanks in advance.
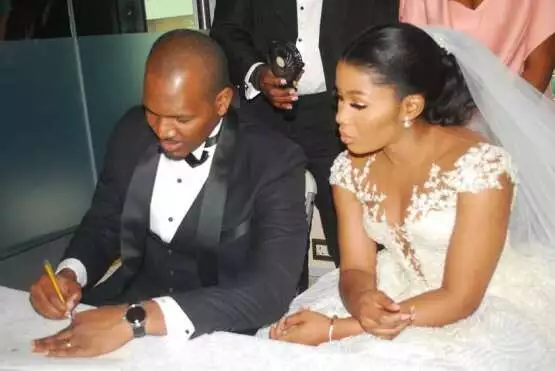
[125,303,147,338]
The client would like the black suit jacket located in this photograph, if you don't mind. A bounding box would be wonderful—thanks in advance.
[63,106,308,336]
[211,0,399,90]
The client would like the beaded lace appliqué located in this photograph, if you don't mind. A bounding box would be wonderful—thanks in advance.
[330,144,516,282]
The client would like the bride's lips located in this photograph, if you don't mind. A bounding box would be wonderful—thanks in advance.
[340,132,354,145]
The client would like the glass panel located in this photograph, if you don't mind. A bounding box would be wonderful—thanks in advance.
[71,0,199,37]
[0,37,95,258]
[78,32,162,170]
[0,0,71,40]
[71,0,147,36]
[0,0,11,40]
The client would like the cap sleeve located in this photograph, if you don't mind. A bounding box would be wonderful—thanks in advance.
[329,151,357,194]
[450,144,517,194]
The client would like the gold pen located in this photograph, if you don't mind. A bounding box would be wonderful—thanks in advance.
[43,260,66,305]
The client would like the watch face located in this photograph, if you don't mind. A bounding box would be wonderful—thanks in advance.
[126,304,146,325]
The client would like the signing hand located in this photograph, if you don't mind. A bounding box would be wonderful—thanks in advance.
[33,305,132,358]
[258,65,302,110]
[354,290,415,340]
[269,308,330,346]
[29,268,82,320]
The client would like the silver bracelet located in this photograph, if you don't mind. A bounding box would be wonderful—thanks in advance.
[328,315,338,343]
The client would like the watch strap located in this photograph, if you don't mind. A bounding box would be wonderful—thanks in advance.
[132,323,146,338]
[126,303,147,338]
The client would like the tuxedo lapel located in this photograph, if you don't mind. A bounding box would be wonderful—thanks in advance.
[270,0,297,38]
[119,142,160,284]
[195,109,239,286]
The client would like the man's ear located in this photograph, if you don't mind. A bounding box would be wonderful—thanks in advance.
[215,87,234,116]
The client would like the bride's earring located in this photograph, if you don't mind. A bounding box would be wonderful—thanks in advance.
[403,117,413,129]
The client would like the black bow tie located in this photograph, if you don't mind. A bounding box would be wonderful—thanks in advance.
[184,133,219,168]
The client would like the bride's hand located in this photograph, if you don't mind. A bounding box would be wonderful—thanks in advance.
[355,290,414,340]
[269,308,330,346]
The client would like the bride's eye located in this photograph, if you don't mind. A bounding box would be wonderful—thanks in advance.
[350,102,367,110]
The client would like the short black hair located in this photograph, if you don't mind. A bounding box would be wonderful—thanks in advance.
[342,23,476,126]
[147,29,231,96]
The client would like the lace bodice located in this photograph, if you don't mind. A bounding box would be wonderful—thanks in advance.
[330,143,517,297]
[254,143,554,370]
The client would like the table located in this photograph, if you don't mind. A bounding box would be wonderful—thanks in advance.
[0,286,454,371]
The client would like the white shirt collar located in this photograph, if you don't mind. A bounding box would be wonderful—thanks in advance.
[191,118,223,159]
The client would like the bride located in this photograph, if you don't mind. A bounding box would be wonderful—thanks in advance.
[261,23,555,368]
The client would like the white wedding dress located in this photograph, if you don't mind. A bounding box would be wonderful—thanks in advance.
[257,142,555,370]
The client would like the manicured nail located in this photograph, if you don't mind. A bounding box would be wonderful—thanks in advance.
[280,79,287,85]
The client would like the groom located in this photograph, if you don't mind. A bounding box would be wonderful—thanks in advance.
[29,29,308,357]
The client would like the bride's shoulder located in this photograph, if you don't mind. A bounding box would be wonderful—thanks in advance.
[441,127,510,166]
[330,150,376,192]
[436,128,517,191]
[449,141,517,192]
[330,151,355,190]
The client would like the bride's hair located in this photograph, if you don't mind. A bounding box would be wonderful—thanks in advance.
[341,23,476,126]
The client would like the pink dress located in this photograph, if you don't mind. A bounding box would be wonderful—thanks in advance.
[400,0,555,88]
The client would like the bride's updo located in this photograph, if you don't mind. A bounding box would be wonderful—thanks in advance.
[341,23,476,126]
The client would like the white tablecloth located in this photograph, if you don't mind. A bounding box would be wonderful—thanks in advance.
[1,286,453,371]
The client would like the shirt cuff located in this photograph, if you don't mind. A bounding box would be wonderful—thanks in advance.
[153,296,195,339]
[244,62,265,100]
[56,258,87,287]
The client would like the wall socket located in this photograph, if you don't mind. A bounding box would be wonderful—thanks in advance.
[311,238,334,261]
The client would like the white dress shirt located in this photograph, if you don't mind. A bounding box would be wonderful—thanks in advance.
[244,0,326,99]
[57,120,223,340]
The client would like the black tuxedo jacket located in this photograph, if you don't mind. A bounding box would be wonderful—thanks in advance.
[63,106,308,336]
[211,0,399,91]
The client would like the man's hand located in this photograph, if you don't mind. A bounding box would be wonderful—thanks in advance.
[32,305,133,358]
[354,290,414,340]
[269,308,330,346]
[257,65,301,110]
[29,269,82,320]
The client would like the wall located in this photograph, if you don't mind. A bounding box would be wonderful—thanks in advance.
[0,1,164,258]
[0,37,95,258]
